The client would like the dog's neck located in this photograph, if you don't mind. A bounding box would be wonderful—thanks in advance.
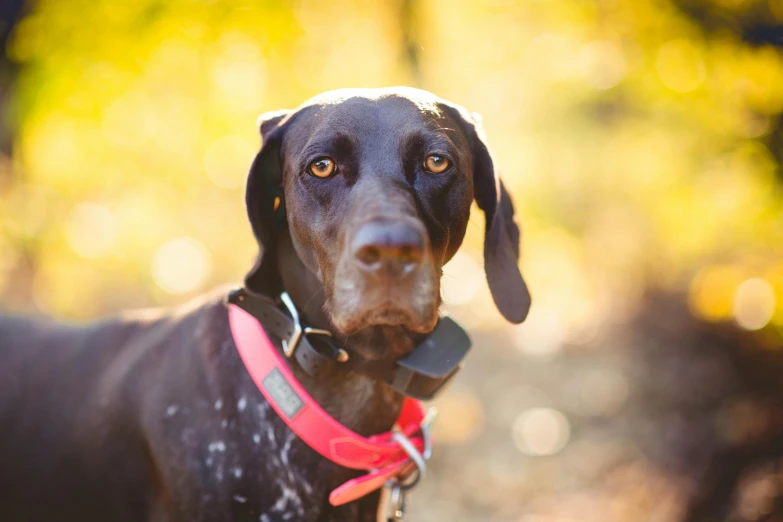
[272,230,418,436]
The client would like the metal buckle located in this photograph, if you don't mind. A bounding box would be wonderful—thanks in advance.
[279,292,348,362]
[279,292,302,358]
[382,408,437,521]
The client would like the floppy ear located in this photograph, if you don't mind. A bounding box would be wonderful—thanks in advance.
[444,106,531,323]
[244,110,291,294]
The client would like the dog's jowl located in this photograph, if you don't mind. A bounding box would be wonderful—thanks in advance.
[0,87,531,522]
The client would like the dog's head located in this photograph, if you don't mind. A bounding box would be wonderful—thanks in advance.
[245,87,530,335]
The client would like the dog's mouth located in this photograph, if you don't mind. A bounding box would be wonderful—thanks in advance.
[359,305,410,325]
[354,303,433,330]
[329,293,439,335]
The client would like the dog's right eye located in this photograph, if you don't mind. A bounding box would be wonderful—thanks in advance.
[307,158,336,178]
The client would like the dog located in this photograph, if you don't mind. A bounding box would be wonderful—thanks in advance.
[0,87,531,522]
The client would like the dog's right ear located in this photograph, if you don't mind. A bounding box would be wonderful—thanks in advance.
[244,109,291,294]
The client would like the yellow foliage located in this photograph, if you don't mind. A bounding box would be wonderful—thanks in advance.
[0,0,781,335]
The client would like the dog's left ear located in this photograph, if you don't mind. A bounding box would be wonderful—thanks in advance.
[244,109,291,294]
[441,104,532,323]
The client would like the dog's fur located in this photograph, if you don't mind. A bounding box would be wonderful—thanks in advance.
[0,87,530,522]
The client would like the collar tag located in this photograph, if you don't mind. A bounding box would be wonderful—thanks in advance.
[262,368,304,419]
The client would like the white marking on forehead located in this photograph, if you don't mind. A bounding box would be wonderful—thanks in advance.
[238,396,247,411]
[233,495,247,503]
[232,466,243,479]
[208,441,226,452]
[253,433,261,444]
[165,405,179,417]
[214,399,223,410]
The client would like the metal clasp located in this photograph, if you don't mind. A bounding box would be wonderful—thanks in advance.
[382,408,437,521]
[386,483,407,521]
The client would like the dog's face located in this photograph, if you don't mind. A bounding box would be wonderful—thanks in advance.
[245,88,530,335]
[277,93,472,334]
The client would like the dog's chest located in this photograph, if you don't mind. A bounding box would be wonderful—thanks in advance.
[145,309,380,522]
[160,385,331,522]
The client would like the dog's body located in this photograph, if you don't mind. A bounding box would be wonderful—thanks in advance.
[0,88,530,522]
[0,292,386,522]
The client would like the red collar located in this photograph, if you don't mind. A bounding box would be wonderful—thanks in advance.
[227,302,433,506]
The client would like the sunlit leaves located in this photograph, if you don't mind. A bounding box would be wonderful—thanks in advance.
[1,0,782,337]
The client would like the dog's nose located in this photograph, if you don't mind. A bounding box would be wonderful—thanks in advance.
[351,220,426,277]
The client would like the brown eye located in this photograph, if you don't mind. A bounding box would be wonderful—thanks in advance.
[308,158,336,178]
[424,154,450,173]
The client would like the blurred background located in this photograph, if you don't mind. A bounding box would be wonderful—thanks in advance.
[1,0,783,520]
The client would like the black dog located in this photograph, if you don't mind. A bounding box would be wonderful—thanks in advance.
[0,87,530,522]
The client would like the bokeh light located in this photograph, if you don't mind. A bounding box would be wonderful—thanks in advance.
[512,407,571,457]
[152,237,211,295]
[689,264,745,321]
[65,203,117,259]
[733,278,776,331]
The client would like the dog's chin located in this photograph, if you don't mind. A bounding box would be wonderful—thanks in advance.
[331,304,438,335]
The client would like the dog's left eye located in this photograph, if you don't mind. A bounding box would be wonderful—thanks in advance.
[308,158,336,178]
[424,154,450,174]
